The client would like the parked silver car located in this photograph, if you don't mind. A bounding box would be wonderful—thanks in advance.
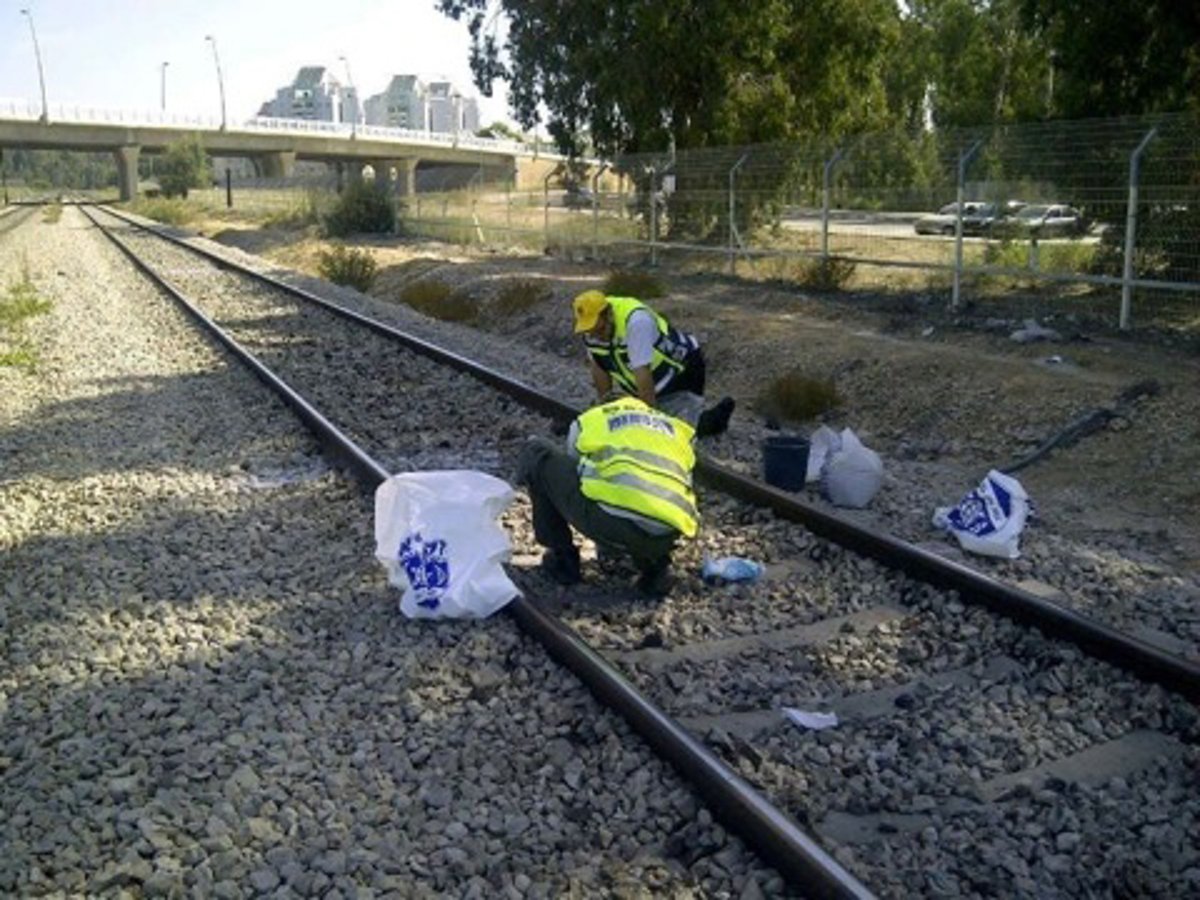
[914,202,990,236]
[997,203,1087,238]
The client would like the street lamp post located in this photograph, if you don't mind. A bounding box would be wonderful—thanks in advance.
[338,55,357,138]
[160,61,170,113]
[204,35,227,130]
[19,8,49,124]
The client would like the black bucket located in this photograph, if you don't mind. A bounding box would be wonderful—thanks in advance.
[762,435,810,492]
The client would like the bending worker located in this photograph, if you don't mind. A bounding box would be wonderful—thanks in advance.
[572,290,735,438]
[516,395,698,597]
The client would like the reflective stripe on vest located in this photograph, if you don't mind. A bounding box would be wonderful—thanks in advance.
[574,398,698,538]
[583,297,697,395]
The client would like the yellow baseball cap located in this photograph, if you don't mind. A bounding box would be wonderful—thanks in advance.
[573,290,608,333]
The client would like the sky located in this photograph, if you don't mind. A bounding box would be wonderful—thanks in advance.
[0,0,512,125]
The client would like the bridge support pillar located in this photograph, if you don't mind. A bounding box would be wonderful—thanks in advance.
[114,145,140,201]
[394,159,417,197]
[257,151,296,179]
[371,160,393,193]
[346,162,365,187]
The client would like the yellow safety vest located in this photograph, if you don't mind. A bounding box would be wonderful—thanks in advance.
[583,297,698,395]
[574,398,699,537]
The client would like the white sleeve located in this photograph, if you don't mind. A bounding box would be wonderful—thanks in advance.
[624,311,658,369]
[566,420,581,458]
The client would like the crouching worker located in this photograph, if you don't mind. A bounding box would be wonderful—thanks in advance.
[516,396,698,597]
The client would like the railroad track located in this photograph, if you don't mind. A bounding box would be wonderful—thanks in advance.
[0,203,37,238]
[78,203,1200,897]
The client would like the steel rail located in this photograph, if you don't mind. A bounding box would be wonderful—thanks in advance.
[82,204,876,900]
[90,203,1200,705]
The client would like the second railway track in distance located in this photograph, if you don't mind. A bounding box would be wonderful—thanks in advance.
[81,204,1200,898]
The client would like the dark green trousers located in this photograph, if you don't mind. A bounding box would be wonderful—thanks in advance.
[516,438,677,572]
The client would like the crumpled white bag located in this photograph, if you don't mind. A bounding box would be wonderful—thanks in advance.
[933,469,1030,559]
[809,427,884,508]
[806,425,841,483]
[374,471,520,619]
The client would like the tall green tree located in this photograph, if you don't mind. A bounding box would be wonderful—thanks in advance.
[438,0,906,157]
[1021,0,1200,118]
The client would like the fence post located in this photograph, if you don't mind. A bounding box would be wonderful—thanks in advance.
[728,153,748,275]
[649,168,659,266]
[543,170,554,251]
[591,162,610,260]
[1121,126,1158,330]
[951,139,983,310]
[225,168,232,208]
[505,178,512,235]
[821,147,846,261]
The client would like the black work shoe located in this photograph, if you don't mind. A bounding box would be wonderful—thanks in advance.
[696,396,736,437]
[635,559,674,598]
[539,548,582,586]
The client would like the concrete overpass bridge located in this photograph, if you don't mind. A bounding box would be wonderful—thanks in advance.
[0,98,569,199]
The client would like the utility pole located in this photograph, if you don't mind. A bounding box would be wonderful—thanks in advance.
[19,9,49,124]
[160,61,170,112]
[338,55,357,138]
[205,35,227,130]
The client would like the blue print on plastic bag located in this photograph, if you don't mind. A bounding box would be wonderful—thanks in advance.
[946,478,1012,537]
[398,532,450,609]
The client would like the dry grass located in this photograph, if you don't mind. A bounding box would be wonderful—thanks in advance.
[603,269,667,298]
[494,279,551,317]
[400,280,477,322]
[756,369,841,423]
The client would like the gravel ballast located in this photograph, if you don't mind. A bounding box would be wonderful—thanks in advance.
[0,208,790,897]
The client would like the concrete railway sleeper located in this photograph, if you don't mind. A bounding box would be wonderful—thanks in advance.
[76,202,1200,897]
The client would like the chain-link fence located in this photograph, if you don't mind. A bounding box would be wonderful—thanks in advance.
[178,111,1198,332]
[419,113,1200,331]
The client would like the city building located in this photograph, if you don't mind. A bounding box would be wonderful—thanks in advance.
[258,66,359,123]
[363,76,480,135]
[363,75,428,130]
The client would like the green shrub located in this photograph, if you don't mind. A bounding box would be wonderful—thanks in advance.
[128,197,198,226]
[799,257,856,292]
[603,269,666,298]
[400,280,476,322]
[159,135,211,199]
[494,279,550,317]
[323,182,396,237]
[265,192,321,229]
[756,369,840,423]
[318,244,378,293]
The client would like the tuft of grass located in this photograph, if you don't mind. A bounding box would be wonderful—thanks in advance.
[42,204,63,224]
[799,257,856,292]
[493,279,551,317]
[400,279,476,322]
[264,192,321,230]
[603,269,667,299]
[128,197,199,226]
[1,266,52,368]
[756,369,840,423]
[318,244,378,293]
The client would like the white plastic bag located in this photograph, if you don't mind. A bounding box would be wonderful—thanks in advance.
[933,469,1030,559]
[374,471,521,619]
[820,429,884,508]
[806,425,841,483]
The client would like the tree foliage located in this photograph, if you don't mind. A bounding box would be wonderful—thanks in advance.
[1,149,116,189]
[1020,0,1200,119]
[158,137,211,199]
[440,0,1196,160]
